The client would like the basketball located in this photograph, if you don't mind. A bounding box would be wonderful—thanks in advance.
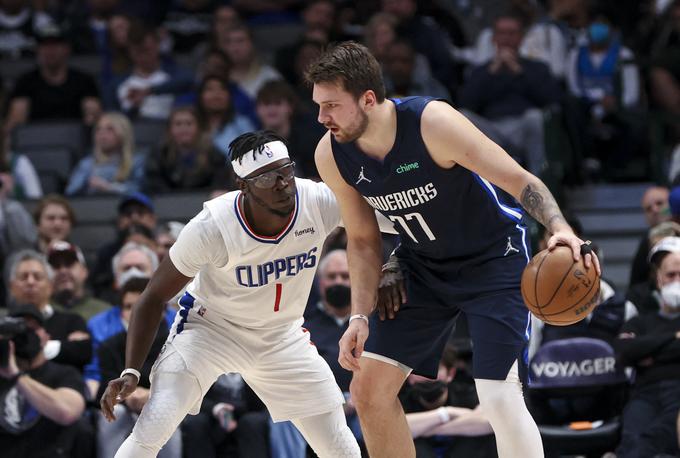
[520,245,601,326]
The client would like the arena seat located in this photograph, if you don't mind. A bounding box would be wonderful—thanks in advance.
[527,337,629,458]
[22,147,72,194]
[12,121,87,158]
[132,118,167,153]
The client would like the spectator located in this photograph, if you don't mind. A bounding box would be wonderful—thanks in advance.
[459,12,561,175]
[614,236,680,458]
[5,23,102,133]
[7,249,92,372]
[0,124,42,199]
[219,23,282,100]
[400,345,495,458]
[67,0,121,55]
[86,243,171,397]
[274,0,336,83]
[112,26,193,119]
[47,241,111,321]
[363,12,433,90]
[33,194,75,255]
[180,373,245,458]
[630,186,671,286]
[565,12,642,178]
[94,277,181,458]
[197,74,255,158]
[101,13,135,86]
[144,106,230,193]
[0,0,53,58]
[255,80,325,179]
[194,48,258,126]
[0,192,38,308]
[162,0,214,54]
[383,39,451,101]
[628,220,680,316]
[90,192,156,298]
[380,0,455,88]
[65,112,145,196]
[0,303,86,458]
[154,221,185,262]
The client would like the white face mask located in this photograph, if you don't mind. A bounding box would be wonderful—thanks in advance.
[660,281,680,309]
[117,267,149,288]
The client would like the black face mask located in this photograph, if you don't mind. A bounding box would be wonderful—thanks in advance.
[13,329,42,361]
[411,380,448,407]
[325,284,351,309]
[53,289,75,307]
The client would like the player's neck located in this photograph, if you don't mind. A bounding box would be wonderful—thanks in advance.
[356,100,397,161]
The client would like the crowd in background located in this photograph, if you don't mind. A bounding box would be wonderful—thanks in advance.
[0,0,679,457]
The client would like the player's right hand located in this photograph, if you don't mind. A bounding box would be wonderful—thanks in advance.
[338,319,369,372]
[377,269,406,321]
[100,374,139,422]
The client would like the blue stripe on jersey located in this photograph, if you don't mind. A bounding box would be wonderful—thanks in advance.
[176,292,195,334]
[233,191,300,244]
[473,173,523,222]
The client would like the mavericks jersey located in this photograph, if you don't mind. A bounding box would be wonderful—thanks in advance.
[169,178,341,329]
[331,97,530,291]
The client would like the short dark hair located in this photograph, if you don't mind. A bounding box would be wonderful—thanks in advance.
[128,25,158,47]
[34,194,76,226]
[256,80,298,108]
[228,130,289,165]
[305,41,385,102]
[440,344,458,370]
[119,276,149,302]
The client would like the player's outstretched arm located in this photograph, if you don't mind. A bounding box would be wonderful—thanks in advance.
[420,101,600,274]
[315,133,382,370]
[100,256,191,421]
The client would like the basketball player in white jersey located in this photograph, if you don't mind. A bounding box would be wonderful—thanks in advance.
[99,131,391,457]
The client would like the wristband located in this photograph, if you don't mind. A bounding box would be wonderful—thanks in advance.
[120,368,141,380]
[437,406,451,424]
[349,314,369,325]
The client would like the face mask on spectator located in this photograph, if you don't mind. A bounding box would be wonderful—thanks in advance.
[588,23,610,45]
[118,267,149,288]
[325,284,351,309]
[660,281,680,309]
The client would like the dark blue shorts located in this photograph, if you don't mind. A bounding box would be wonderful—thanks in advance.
[364,239,531,380]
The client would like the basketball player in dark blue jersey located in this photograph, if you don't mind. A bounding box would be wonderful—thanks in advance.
[306,42,601,458]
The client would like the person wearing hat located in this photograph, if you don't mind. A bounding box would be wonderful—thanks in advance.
[0,303,87,458]
[7,249,92,373]
[614,236,680,458]
[5,23,101,133]
[99,131,400,457]
[48,240,111,321]
[91,191,157,298]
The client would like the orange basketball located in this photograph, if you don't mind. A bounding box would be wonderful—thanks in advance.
[520,245,601,326]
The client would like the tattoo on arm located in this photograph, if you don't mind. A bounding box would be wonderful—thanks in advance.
[520,183,566,232]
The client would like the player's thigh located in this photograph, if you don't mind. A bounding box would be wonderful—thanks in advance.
[246,327,344,422]
[463,290,530,380]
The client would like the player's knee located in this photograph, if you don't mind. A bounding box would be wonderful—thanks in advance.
[349,375,388,413]
[476,378,524,419]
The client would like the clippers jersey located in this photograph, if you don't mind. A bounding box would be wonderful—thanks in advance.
[331,96,530,293]
[169,178,341,330]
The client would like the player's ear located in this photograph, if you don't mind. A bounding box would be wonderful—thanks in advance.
[236,178,248,193]
[361,90,376,109]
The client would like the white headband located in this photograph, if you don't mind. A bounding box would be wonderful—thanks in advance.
[231,140,290,178]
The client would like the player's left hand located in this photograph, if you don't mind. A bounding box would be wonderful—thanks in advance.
[338,319,369,372]
[547,231,601,276]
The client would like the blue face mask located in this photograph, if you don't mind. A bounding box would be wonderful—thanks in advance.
[589,22,610,44]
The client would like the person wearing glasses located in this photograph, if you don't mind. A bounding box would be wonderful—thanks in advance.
[100,130,396,457]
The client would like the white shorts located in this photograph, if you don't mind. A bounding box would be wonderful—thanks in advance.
[151,308,344,422]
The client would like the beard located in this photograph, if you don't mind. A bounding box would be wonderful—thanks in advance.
[248,192,295,217]
[331,110,369,144]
